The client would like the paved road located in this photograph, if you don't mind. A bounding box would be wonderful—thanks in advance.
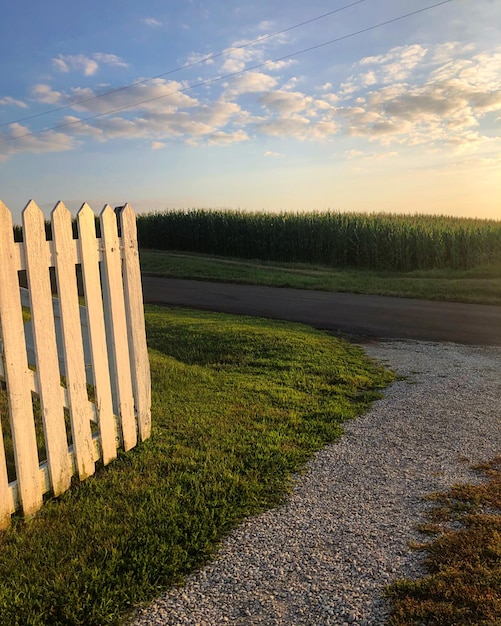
[142,277,501,346]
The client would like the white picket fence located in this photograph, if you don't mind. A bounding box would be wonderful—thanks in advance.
[0,200,151,529]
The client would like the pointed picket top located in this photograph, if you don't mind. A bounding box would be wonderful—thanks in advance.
[99,204,118,237]
[100,203,116,220]
[51,200,71,221]
[77,203,98,244]
[22,199,44,219]
[0,200,14,236]
[0,199,11,219]
[120,203,136,228]
[51,201,73,254]
[78,202,96,223]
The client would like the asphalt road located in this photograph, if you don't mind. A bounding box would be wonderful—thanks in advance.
[142,277,501,346]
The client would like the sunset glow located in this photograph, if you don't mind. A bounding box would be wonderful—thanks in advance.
[1,0,500,222]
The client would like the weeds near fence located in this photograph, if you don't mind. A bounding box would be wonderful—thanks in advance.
[136,210,501,272]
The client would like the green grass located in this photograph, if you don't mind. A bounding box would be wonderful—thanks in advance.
[140,250,501,305]
[0,306,393,625]
[386,458,501,625]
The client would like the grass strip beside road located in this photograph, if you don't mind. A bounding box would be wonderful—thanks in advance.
[140,250,501,306]
[0,306,392,626]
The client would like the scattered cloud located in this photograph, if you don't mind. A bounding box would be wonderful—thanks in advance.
[0,123,76,158]
[93,53,128,69]
[224,71,278,96]
[31,83,64,104]
[264,150,283,157]
[53,54,98,76]
[259,90,313,115]
[52,53,128,76]
[257,115,311,139]
[142,17,162,28]
[0,96,28,108]
[207,129,249,145]
[4,40,501,160]
[257,20,274,32]
[221,46,262,73]
[264,59,296,71]
[331,43,501,152]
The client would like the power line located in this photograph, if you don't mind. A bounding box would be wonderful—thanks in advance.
[0,0,453,147]
[0,0,368,129]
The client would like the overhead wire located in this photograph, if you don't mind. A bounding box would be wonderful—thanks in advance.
[0,0,368,129]
[0,0,453,147]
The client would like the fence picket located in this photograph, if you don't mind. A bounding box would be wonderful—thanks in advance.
[100,205,137,451]
[119,204,151,441]
[22,201,72,496]
[52,202,95,479]
[77,204,117,465]
[0,199,150,526]
[0,201,42,520]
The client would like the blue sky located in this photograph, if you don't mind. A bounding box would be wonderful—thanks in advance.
[1,0,500,223]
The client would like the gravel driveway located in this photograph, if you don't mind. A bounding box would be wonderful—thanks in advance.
[131,340,501,626]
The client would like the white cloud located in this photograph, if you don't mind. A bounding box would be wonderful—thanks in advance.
[224,71,277,97]
[207,129,249,145]
[264,59,296,72]
[0,123,76,158]
[259,91,313,115]
[31,83,64,104]
[264,150,283,157]
[326,43,501,152]
[142,17,162,28]
[6,39,500,160]
[257,20,274,32]
[68,79,198,115]
[93,53,128,69]
[52,53,128,76]
[221,46,262,73]
[53,54,98,76]
[184,51,215,66]
[346,44,428,90]
[0,96,28,108]
[257,115,311,139]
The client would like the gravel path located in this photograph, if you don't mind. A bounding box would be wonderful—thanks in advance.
[131,340,501,626]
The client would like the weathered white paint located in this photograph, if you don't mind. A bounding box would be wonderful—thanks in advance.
[77,203,117,465]
[0,200,151,527]
[100,205,137,451]
[120,204,151,441]
[23,200,72,498]
[52,202,95,480]
[0,201,42,527]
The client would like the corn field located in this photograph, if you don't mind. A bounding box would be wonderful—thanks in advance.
[136,210,501,271]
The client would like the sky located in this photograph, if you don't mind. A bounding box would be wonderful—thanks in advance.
[0,0,500,223]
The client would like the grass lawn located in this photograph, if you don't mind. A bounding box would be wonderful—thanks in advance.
[139,250,501,306]
[0,306,392,625]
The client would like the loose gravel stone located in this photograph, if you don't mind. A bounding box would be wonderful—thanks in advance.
[131,340,501,626]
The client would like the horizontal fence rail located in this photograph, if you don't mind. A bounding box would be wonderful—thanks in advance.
[0,200,151,528]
